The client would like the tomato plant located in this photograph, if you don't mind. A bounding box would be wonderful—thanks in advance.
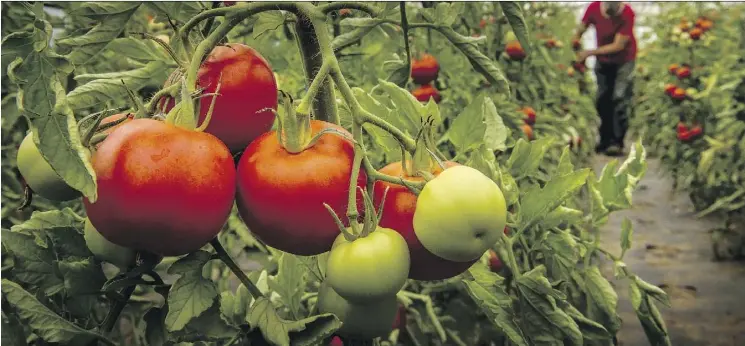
[1,2,678,346]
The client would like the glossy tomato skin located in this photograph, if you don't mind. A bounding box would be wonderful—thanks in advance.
[84,218,136,269]
[373,161,477,281]
[413,165,507,262]
[410,54,439,85]
[162,44,278,152]
[412,84,442,103]
[17,132,81,201]
[93,113,134,149]
[236,120,366,256]
[317,281,398,340]
[326,228,410,303]
[84,119,236,256]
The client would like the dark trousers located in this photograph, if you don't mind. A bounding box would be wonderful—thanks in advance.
[594,60,635,149]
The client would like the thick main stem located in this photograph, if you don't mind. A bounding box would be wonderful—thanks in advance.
[295,15,339,124]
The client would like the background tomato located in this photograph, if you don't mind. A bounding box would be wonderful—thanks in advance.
[316,281,398,340]
[84,218,136,269]
[413,166,507,262]
[16,132,81,201]
[410,53,439,85]
[236,120,366,256]
[374,161,477,281]
[326,228,410,302]
[84,119,236,256]
[161,43,278,153]
[411,84,442,103]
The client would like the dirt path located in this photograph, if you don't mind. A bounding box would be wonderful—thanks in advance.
[593,155,745,346]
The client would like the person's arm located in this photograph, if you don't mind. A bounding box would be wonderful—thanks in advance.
[580,33,630,58]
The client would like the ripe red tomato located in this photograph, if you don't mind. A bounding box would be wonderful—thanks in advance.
[664,83,677,96]
[373,161,476,281]
[479,18,487,29]
[668,63,680,75]
[544,39,557,48]
[676,67,691,79]
[236,120,366,256]
[83,119,236,256]
[329,336,343,346]
[160,43,278,153]
[339,8,352,17]
[572,61,587,73]
[411,84,442,103]
[689,28,703,40]
[677,122,688,134]
[521,106,536,125]
[410,54,439,85]
[505,40,526,61]
[688,126,703,139]
[671,87,687,101]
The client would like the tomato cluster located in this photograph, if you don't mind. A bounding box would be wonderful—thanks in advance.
[505,40,527,61]
[676,122,704,142]
[410,54,442,104]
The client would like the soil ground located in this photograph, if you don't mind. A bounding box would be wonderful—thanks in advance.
[593,155,745,346]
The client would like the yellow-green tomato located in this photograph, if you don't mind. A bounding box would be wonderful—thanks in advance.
[317,280,398,340]
[84,218,136,270]
[326,228,410,303]
[17,132,81,201]
[413,165,507,262]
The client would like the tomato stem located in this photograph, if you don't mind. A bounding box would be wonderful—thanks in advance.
[210,238,265,299]
[294,13,339,124]
[318,2,379,15]
[296,61,331,116]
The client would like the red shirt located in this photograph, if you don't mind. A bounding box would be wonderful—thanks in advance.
[581,1,637,64]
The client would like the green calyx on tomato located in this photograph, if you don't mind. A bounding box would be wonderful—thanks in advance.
[413,165,507,262]
[316,281,399,340]
[159,43,278,153]
[16,132,82,201]
[84,218,136,270]
[84,119,236,256]
[325,187,410,303]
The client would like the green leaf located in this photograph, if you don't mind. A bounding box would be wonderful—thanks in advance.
[506,137,553,179]
[466,145,498,182]
[354,88,401,159]
[165,251,218,332]
[541,206,583,230]
[633,276,671,308]
[171,301,239,343]
[105,37,171,62]
[268,252,308,320]
[593,141,647,211]
[332,26,377,52]
[483,97,509,151]
[58,2,142,65]
[1,279,112,345]
[620,218,633,258]
[247,297,342,346]
[436,27,510,94]
[11,208,84,232]
[220,283,252,327]
[1,229,65,295]
[499,2,531,54]
[583,267,622,334]
[253,11,288,39]
[541,231,580,281]
[629,281,672,346]
[376,79,424,133]
[57,258,106,296]
[516,267,582,345]
[562,303,612,342]
[520,169,590,228]
[433,2,463,27]
[144,307,168,346]
[556,147,574,175]
[11,47,97,201]
[146,2,204,24]
[68,60,168,110]
[463,266,528,346]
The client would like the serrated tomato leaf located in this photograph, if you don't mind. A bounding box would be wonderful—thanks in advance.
[247,297,341,346]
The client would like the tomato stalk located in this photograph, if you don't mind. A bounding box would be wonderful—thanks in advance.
[296,61,331,116]
[318,2,379,15]
[294,13,339,124]
[210,238,264,299]
[100,252,160,335]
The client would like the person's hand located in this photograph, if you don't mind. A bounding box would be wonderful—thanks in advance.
[576,50,592,62]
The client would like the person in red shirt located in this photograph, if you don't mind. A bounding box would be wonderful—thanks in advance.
[573,1,637,156]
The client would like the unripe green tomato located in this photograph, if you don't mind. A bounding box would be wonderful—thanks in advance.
[17,132,81,201]
[84,218,137,270]
[413,165,507,262]
[317,281,398,340]
[326,228,410,303]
